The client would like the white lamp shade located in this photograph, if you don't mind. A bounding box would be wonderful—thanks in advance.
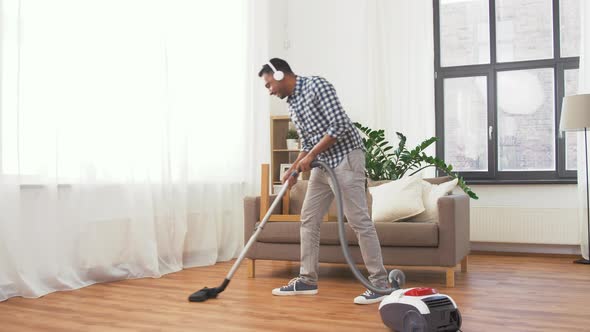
[560,94,590,131]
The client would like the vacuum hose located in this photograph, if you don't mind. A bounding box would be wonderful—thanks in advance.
[311,160,403,295]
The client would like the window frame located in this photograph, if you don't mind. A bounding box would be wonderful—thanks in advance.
[433,0,579,184]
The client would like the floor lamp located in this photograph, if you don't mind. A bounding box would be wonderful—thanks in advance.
[560,94,590,264]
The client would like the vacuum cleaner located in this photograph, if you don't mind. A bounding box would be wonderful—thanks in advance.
[188,160,462,332]
[380,287,462,332]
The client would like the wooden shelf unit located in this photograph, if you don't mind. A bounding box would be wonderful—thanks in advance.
[270,116,309,192]
[260,163,334,222]
[264,116,332,222]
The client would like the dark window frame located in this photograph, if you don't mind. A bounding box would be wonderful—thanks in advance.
[433,0,579,184]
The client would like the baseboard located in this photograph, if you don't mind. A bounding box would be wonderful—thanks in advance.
[471,242,582,256]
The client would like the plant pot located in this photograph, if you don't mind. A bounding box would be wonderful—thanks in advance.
[286,139,299,150]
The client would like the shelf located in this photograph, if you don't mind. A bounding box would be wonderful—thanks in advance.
[270,116,300,185]
[271,115,290,120]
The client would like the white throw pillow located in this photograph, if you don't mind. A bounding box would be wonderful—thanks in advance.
[368,174,425,223]
[411,178,459,222]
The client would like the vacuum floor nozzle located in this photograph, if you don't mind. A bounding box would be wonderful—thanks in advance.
[189,279,230,302]
[188,287,219,302]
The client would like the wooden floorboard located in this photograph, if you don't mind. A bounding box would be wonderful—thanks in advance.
[1,254,590,332]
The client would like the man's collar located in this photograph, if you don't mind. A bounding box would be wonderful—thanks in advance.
[287,76,304,103]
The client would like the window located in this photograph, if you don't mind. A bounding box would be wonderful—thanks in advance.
[0,1,248,182]
[434,0,580,183]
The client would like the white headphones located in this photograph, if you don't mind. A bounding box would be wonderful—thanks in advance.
[267,61,284,81]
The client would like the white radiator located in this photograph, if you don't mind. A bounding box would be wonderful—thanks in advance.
[470,207,580,245]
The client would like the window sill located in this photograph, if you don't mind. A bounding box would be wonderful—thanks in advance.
[466,179,577,185]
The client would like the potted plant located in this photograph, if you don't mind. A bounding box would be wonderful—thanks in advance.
[286,129,299,150]
[354,122,478,199]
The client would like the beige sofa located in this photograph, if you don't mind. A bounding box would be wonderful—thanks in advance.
[243,177,470,287]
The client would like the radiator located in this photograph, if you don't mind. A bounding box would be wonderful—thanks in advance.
[470,207,580,245]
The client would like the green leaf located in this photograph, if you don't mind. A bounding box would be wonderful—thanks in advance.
[354,121,478,199]
[419,137,438,151]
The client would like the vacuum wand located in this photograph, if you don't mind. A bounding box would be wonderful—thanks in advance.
[188,169,300,302]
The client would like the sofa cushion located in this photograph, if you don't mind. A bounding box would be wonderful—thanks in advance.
[368,174,425,222]
[368,176,457,223]
[411,178,458,222]
[255,221,438,247]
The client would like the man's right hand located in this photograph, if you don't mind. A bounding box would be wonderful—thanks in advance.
[282,167,298,189]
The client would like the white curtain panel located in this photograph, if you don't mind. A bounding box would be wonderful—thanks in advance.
[277,0,435,172]
[0,0,268,301]
[366,0,436,176]
[576,0,590,260]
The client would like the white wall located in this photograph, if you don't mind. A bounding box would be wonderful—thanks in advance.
[267,0,290,115]
[267,0,368,123]
[470,184,578,209]
[266,0,581,251]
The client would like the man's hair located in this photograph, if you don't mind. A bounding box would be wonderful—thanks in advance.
[258,58,294,77]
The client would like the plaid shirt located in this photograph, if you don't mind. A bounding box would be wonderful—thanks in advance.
[287,76,364,169]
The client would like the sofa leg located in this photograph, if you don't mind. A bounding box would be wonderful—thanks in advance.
[248,259,255,278]
[461,256,468,273]
[445,268,455,288]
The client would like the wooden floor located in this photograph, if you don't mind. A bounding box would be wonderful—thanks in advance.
[1,254,590,332]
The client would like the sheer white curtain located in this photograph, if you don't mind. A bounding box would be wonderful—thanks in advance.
[576,0,590,260]
[366,0,436,176]
[0,0,265,301]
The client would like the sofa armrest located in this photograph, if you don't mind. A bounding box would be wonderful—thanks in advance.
[243,195,282,243]
[437,193,470,266]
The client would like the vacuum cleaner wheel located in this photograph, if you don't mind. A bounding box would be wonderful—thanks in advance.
[455,309,462,329]
[402,310,427,332]
[388,269,406,289]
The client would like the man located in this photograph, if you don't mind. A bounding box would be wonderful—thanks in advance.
[258,58,390,305]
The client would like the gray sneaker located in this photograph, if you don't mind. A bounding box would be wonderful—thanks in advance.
[272,277,318,296]
[353,289,388,304]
